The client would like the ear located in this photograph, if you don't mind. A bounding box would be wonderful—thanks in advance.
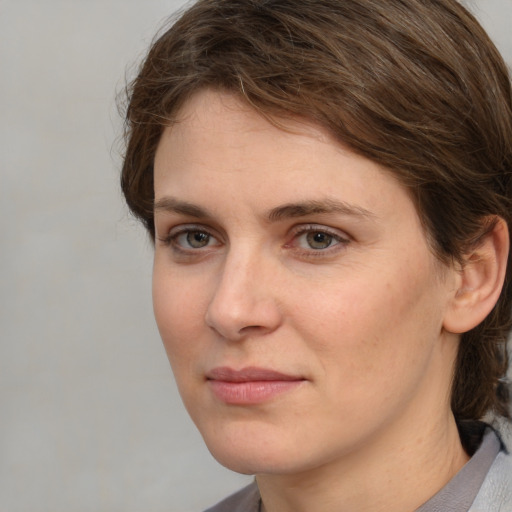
[443,217,509,334]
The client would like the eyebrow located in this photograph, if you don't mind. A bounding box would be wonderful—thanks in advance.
[154,196,376,222]
[267,199,377,222]
[154,197,210,218]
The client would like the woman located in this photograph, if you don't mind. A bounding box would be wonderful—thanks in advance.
[121,0,512,510]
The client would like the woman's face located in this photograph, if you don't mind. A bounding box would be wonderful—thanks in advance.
[152,90,460,475]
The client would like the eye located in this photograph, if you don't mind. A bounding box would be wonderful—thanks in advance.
[288,224,350,254]
[177,230,213,249]
[172,229,220,250]
[304,231,335,250]
[157,225,221,253]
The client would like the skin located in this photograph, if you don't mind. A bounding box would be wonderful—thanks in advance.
[152,90,470,512]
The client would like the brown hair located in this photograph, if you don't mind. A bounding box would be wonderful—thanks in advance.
[121,0,512,420]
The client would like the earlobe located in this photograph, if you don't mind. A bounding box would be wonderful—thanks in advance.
[443,217,509,334]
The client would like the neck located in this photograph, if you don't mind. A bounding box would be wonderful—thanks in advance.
[257,405,468,512]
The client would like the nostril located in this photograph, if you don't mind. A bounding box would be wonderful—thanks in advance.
[239,325,266,334]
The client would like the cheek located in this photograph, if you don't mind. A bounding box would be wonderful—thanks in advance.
[296,263,443,382]
[152,267,207,367]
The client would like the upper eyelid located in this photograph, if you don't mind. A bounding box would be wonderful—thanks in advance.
[289,223,351,240]
[169,223,212,234]
[158,223,219,240]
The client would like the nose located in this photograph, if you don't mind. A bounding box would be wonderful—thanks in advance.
[205,250,283,341]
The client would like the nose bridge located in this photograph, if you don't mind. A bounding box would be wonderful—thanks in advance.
[205,242,281,340]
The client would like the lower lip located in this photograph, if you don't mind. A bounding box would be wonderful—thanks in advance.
[208,380,304,405]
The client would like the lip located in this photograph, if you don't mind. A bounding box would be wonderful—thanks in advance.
[206,366,305,405]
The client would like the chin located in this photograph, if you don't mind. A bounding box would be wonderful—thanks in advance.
[198,420,322,476]
[208,445,302,475]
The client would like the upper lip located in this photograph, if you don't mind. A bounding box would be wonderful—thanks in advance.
[206,366,303,382]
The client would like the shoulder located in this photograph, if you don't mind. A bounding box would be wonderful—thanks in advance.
[469,417,512,511]
[203,481,260,512]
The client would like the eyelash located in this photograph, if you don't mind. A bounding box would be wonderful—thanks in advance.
[157,223,350,258]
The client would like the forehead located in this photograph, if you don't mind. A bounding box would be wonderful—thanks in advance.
[154,90,418,229]
[160,90,401,192]
[158,89,337,161]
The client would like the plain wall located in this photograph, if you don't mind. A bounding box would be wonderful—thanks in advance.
[1,1,511,511]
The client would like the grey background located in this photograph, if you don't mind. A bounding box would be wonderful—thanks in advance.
[0,1,510,511]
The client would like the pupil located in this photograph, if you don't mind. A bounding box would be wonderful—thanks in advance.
[307,231,332,249]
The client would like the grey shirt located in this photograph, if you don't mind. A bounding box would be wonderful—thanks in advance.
[204,422,511,512]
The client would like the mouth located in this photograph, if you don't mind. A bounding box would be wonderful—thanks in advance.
[206,366,305,405]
